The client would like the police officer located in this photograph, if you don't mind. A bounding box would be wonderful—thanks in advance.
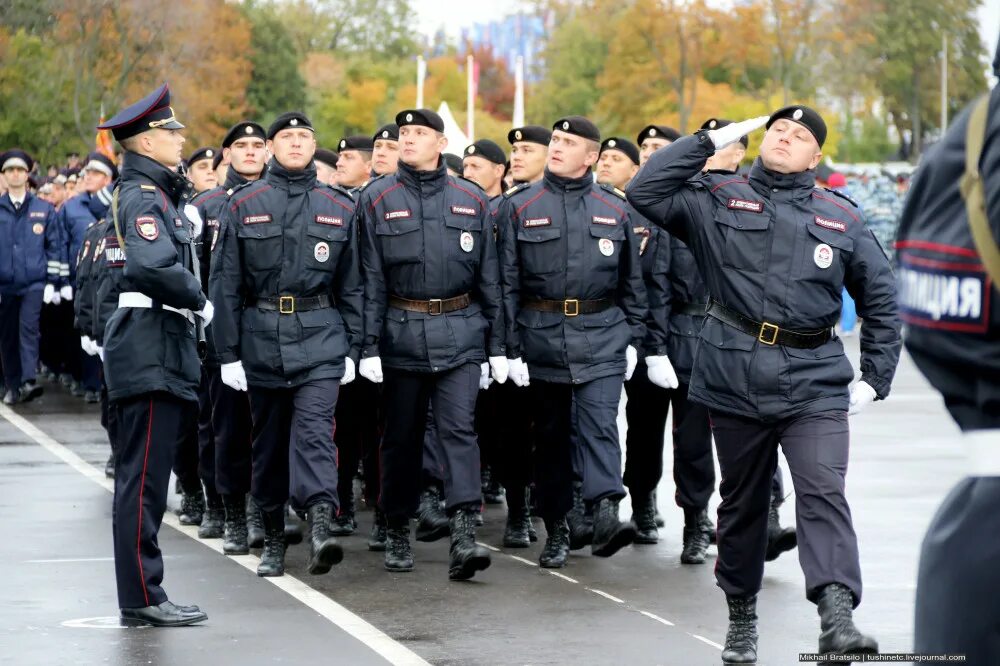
[636,124,681,165]
[212,149,229,186]
[314,148,339,186]
[899,40,1000,665]
[0,149,61,405]
[508,125,550,185]
[211,111,363,578]
[358,108,505,579]
[372,123,400,177]
[627,107,901,664]
[186,147,218,194]
[190,121,268,550]
[463,140,507,201]
[497,117,647,568]
[336,135,374,191]
[96,83,210,627]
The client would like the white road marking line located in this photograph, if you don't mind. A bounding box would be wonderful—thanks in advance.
[27,557,116,563]
[691,634,724,650]
[477,542,501,552]
[508,555,538,567]
[546,571,578,584]
[588,588,624,603]
[639,610,675,627]
[0,404,431,666]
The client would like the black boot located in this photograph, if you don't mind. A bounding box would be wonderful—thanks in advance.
[384,517,413,572]
[526,487,538,542]
[246,497,264,548]
[178,485,205,526]
[700,509,717,545]
[104,453,115,478]
[630,491,659,544]
[681,508,711,565]
[330,490,356,536]
[368,508,387,552]
[817,584,878,659]
[222,494,249,555]
[482,467,505,504]
[567,482,593,550]
[198,492,225,539]
[415,485,450,542]
[765,491,796,562]
[20,380,43,402]
[591,497,635,557]
[2,388,19,405]
[722,595,758,665]
[502,488,531,548]
[539,516,570,568]
[306,502,344,575]
[652,489,665,528]
[448,506,491,580]
[256,508,286,577]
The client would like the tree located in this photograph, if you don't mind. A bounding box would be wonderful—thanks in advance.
[243,1,307,122]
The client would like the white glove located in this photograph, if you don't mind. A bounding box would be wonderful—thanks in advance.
[359,356,383,383]
[645,355,679,389]
[489,356,509,384]
[184,204,204,237]
[196,300,214,326]
[97,346,104,362]
[81,336,95,356]
[43,284,56,304]
[508,357,530,387]
[479,362,493,390]
[60,285,73,301]
[624,345,638,381]
[848,380,877,415]
[341,357,356,385]
[221,360,248,391]
[707,116,769,150]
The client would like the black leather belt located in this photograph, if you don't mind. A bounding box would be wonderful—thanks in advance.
[706,300,831,349]
[674,302,708,316]
[389,293,471,315]
[522,297,614,317]
[250,294,332,314]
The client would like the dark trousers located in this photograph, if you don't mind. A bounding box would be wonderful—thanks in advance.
[40,299,74,376]
[914,476,1000,664]
[422,406,445,487]
[78,351,102,392]
[195,367,216,496]
[248,379,340,514]
[208,368,252,496]
[112,392,197,609]
[0,288,43,387]
[172,408,201,495]
[494,382,535,500]
[623,368,715,508]
[711,409,862,604]
[379,363,481,519]
[530,375,625,521]
[333,377,381,512]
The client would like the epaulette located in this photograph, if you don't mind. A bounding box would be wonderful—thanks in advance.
[357,173,386,194]
[226,181,254,198]
[503,182,529,198]
[139,184,157,191]
[599,182,627,199]
[324,182,355,200]
[821,187,860,208]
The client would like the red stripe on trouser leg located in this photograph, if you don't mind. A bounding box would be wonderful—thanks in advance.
[136,398,154,607]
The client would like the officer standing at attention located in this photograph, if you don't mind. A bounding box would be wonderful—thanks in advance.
[508,125,550,185]
[358,108,506,579]
[314,148,339,186]
[186,147,218,194]
[463,140,507,202]
[636,124,681,165]
[372,124,400,177]
[496,117,647,568]
[336,135,374,192]
[97,83,211,627]
[627,107,901,665]
[211,111,363,578]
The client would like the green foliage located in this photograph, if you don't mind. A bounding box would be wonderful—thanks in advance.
[243,2,307,122]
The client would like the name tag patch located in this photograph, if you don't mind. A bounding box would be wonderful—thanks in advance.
[243,214,272,225]
[727,198,763,213]
[814,216,846,232]
[315,215,343,226]
[898,259,988,334]
[523,217,551,228]
[592,216,617,226]
[451,205,477,216]
[29,211,45,219]
[385,210,411,220]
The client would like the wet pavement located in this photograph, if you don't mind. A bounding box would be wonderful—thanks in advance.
[0,336,965,665]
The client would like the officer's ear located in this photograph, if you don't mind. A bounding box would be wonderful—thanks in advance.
[808,149,823,171]
[628,164,639,179]
[266,139,274,155]
[438,133,448,153]
[223,146,232,162]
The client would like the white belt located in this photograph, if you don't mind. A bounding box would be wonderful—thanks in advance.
[966,430,1000,477]
[118,292,195,324]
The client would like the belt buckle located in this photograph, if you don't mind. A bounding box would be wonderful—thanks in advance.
[428,298,443,316]
[758,322,779,345]
[279,296,295,314]
[563,299,580,317]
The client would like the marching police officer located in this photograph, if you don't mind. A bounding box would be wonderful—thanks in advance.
[628,107,901,664]
[336,135,374,191]
[372,123,400,177]
[496,117,647,567]
[0,149,61,405]
[463,139,507,201]
[96,83,210,627]
[358,108,506,579]
[211,111,363,578]
[190,121,268,551]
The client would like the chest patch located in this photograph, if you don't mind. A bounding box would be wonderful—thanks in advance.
[29,211,45,219]
[460,231,475,253]
[316,215,343,226]
[243,214,272,225]
[727,198,763,213]
[385,210,411,220]
[314,241,330,263]
[522,217,551,228]
[451,205,477,216]
[814,216,846,233]
[813,243,833,269]
[135,216,159,241]
[598,238,615,257]
[592,215,617,226]
[32,222,44,235]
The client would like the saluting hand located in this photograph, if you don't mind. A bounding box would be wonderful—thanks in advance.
[708,116,769,150]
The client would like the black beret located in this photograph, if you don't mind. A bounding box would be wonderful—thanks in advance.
[599,137,640,166]
[373,123,399,142]
[212,150,225,171]
[1,149,34,172]
[766,105,827,148]
[552,116,600,143]
[700,118,749,148]
[396,109,444,132]
[442,153,464,173]
[83,151,119,180]
[507,125,551,146]
[338,135,374,152]
[186,146,216,167]
[222,121,266,148]
[636,124,681,145]
[267,111,314,140]
[314,148,339,169]
[97,83,184,141]
[464,139,506,166]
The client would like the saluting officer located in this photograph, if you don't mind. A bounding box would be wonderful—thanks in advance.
[97,83,211,627]
[496,117,647,568]
[211,112,363,578]
[358,108,506,580]
[627,106,901,664]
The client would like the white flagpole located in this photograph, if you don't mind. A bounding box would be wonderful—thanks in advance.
[417,55,426,108]
[512,55,525,128]
[467,54,475,141]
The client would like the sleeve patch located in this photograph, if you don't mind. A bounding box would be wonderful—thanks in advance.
[135,216,160,241]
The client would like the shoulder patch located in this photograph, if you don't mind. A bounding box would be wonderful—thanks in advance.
[504,183,529,198]
[822,187,859,208]
[599,183,627,199]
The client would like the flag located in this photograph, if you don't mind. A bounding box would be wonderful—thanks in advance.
[96,103,115,160]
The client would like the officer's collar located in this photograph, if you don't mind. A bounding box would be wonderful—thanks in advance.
[543,167,592,194]
[748,158,815,197]
[121,151,189,203]
[224,164,260,191]
[397,157,447,192]
[265,158,316,193]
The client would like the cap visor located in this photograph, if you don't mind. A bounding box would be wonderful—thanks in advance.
[162,119,185,130]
